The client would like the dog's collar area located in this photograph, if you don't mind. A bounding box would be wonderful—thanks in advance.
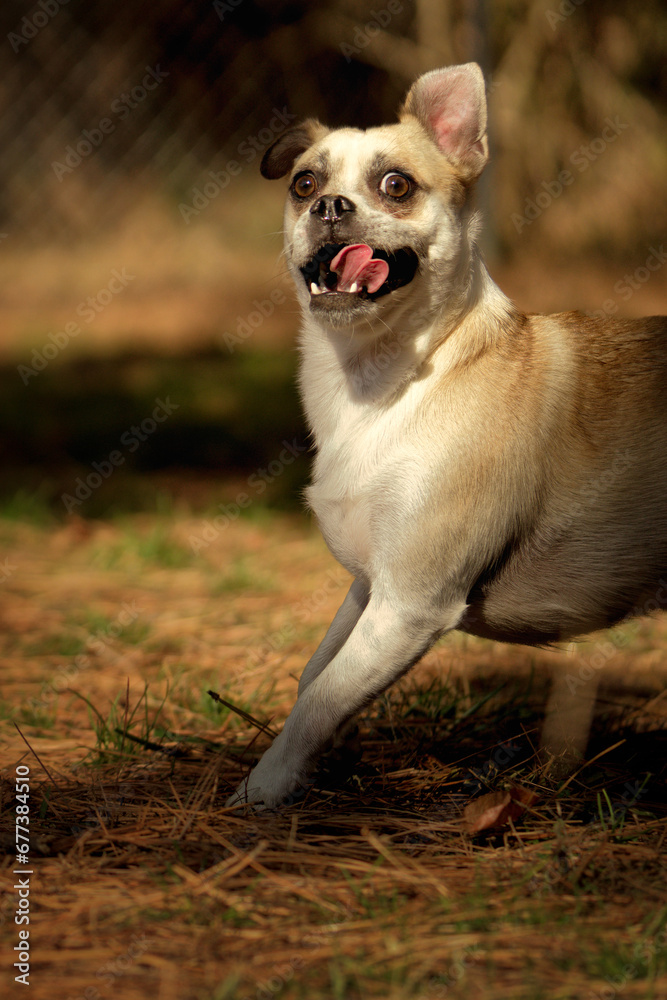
[299,242,419,301]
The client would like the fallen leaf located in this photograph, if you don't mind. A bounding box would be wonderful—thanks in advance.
[463,785,537,834]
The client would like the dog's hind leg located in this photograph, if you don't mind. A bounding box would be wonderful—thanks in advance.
[539,665,600,776]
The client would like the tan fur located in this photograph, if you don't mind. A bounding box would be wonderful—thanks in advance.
[228,64,666,808]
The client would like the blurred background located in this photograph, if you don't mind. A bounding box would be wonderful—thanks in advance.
[1,0,666,518]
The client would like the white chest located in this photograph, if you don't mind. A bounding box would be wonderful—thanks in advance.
[306,389,434,578]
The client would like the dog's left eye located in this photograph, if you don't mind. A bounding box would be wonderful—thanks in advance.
[379,172,412,199]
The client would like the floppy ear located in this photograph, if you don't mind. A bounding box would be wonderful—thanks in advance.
[260,119,330,179]
[400,63,488,181]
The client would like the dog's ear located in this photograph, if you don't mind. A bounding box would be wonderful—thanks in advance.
[260,119,329,179]
[400,63,488,181]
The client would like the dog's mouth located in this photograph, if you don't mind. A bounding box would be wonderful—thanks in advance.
[299,243,419,301]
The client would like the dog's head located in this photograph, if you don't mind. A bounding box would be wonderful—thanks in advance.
[262,63,489,332]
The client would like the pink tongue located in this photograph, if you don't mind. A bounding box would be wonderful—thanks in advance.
[330,244,389,294]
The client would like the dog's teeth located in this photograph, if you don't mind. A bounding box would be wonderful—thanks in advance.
[349,282,359,294]
[310,282,320,295]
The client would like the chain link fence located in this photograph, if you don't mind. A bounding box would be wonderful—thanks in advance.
[0,0,665,253]
[0,0,418,244]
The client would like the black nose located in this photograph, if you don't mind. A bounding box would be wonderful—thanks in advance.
[309,194,356,223]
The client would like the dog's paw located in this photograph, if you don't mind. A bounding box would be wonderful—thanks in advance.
[225,783,269,811]
[225,763,312,811]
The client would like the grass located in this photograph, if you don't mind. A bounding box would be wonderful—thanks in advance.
[0,485,55,524]
[0,347,308,519]
[72,681,172,763]
[210,556,278,595]
[179,678,270,729]
[1,509,666,1000]
[5,701,58,731]
[90,521,194,570]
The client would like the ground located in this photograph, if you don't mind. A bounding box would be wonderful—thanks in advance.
[1,506,666,1000]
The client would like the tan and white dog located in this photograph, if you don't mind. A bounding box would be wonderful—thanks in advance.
[228,63,667,808]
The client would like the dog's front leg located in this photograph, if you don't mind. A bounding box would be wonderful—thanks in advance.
[227,595,464,808]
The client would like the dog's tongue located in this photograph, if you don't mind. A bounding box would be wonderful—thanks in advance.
[331,244,389,294]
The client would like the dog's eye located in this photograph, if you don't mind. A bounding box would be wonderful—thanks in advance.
[293,172,318,198]
[379,172,412,199]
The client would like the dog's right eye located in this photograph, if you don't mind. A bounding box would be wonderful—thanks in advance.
[292,173,318,198]
[379,172,412,199]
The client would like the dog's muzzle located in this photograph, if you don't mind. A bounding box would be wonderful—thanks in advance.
[299,242,419,301]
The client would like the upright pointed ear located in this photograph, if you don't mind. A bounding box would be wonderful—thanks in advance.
[260,119,330,179]
[400,63,488,182]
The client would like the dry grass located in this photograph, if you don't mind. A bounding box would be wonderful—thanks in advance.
[1,509,667,1000]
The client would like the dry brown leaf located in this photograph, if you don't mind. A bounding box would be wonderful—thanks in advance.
[463,785,537,835]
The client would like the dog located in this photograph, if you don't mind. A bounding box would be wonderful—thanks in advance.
[227,62,667,808]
